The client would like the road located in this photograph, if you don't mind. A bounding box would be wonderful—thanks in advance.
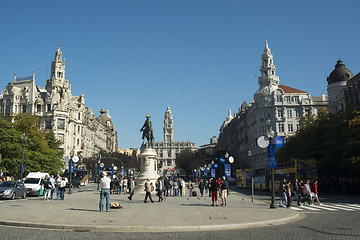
[0,185,359,240]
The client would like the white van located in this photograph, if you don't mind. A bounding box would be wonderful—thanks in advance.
[23,172,50,196]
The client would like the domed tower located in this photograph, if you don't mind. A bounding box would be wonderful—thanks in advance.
[327,60,354,113]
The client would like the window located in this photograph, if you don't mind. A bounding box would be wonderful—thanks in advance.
[57,134,64,143]
[78,125,81,133]
[22,105,27,113]
[287,110,292,118]
[276,95,282,102]
[294,96,300,103]
[47,104,51,112]
[45,118,52,129]
[78,112,81,120]
[57,118,65,130]
[37,104,41,112]
[77,139,80,145]
[277,109,283,118]
[304,108,310,115]
[295,109,301,117]
[167,160,172,166]
[297,124,300,131]
[278,123,284,132]
[285,96,291,103]
[288,124,294,133]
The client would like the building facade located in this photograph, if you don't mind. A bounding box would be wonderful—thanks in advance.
[153,106,197,175]
[327,60,360,113]
[0,46,118,159]
[216,41,328,170]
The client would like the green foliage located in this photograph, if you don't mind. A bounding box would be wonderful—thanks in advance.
[175,149,205,177]
[277,109,360,178]
[0,114,63,177]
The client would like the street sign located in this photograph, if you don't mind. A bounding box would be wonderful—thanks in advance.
[257,136,269,148]
[213,163,219,169]
[113,166,118,170]
[211,168,216,178]
[224,164,231,177]
[72,156,79,163]
[275,136,284,148]
[228,156,234,163]
[219,157,225,163]
[267,144,277,168]
[64,156,70,164]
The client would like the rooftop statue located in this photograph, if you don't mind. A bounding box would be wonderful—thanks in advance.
[140,114,154,147]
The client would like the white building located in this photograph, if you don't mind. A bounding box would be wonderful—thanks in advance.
[0,46,118,159]
[153,106,197,175]
[216,41,328,169]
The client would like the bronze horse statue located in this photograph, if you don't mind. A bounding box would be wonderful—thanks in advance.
[140,114,154,146]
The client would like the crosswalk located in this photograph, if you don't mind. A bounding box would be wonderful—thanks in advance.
[289,203,360,212]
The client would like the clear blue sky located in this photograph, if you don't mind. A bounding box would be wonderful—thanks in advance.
[1,0,359,149]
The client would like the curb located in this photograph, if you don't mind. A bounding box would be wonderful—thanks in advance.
[0,212,302,232]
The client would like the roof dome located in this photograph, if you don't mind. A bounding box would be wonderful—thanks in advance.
[327,60,353,84]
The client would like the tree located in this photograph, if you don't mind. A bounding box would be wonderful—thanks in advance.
[175,149,205,178]
[0,114,63,177]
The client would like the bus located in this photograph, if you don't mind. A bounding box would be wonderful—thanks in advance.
[236,159,318,193]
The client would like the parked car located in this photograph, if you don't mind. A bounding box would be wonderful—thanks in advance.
[0,181,27,199]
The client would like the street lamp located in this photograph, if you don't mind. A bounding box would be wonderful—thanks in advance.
[267,128,277,209]
[20,133,27,180]
[69,149,75,194]
[97,154,101,190]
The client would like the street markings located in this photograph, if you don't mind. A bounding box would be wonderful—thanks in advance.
[289,203,360,213]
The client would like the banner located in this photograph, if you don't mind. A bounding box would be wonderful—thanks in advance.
[224,164,231,177]
[267,144,277,168]
[211,168,216,178]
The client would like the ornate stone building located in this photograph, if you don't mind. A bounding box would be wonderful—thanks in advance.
[216,41,328,170]
[327,60,360,113]
[0,46,118,159]
[153,106,197,175]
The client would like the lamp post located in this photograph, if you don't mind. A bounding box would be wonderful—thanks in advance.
[69,149,75,194]
[20,133,27,180]
[267,129,277,209]
[97,154,101,190]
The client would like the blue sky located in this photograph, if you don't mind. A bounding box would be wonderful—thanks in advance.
[1,0,359,149]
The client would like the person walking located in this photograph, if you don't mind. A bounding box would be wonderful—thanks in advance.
[209,178,218,206]
[296,179,303,206]
[99,172,111,212]
[128,177,135,201]
[198,179,205,197]
[49,175,55,200]
[220,177,229,206]
[188,180,194,197]
[123,177,128,194]
[173,178,179,197]
[286,181,292,208]
[279,179,288,207]
[301,179,311,206]
[181,178,186,197]
[144,178,154,203]
[59,177,66,200]
[43,177,52,201]
[55,174,61,199]
[311,180,321,205]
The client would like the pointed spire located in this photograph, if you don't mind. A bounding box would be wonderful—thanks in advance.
[264,40,271,54]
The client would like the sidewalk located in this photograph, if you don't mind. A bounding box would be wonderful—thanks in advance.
[0,184,301,232]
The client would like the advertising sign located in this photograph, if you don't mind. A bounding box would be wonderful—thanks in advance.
[211,168,216,178]
[224,164,231,177]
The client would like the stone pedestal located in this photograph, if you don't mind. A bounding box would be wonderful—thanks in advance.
[135,144,159,193]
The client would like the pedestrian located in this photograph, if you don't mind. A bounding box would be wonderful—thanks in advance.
[188,180,194,197]
[123,177,128,194]
[286,181,292,208]
[216,178,222,198]
[43,177,52,201]
[220,176,229,206]
[144,178,154,203]
[181,178,186,196]
[301,179,311,206]
[99,172,111,212]
[128,177,135,200]
[279,179,288,207]
[49,175,55,200]
[296,179,303,206]
[205,179,209,194]
[119,178,124,194]
[113,177,120,194]
[55,174,61,199]
[59,177,66,200]
[198,179,205,197]
[209,178,218,206]
[311,180,321,205]
[156,177,164,202]
[173,178,179,197]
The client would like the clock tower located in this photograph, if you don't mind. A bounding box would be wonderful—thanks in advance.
[163,106,174,143]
